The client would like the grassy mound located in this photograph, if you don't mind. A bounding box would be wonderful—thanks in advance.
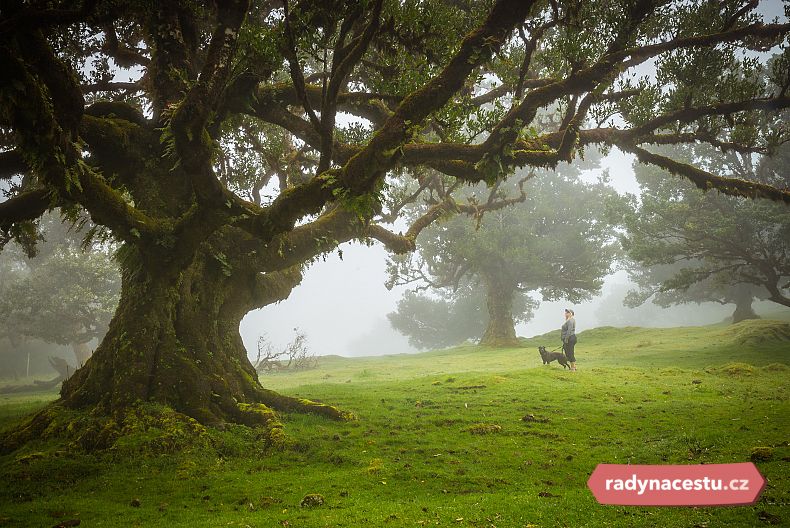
[715,319,790,346]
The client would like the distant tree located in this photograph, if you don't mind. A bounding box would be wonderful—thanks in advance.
[388,171,623,346]
[0,214,120,367]
[253,329,317,373]
[624,261,768,323]
[593,282,732,328]
[388,283,537,349]
[620,143,790,323]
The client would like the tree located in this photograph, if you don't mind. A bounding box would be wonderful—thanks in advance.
[388,283,538,349]
[0,244,120,365]
[620,142,790,322]
[253,329,318,372]
[0,213,120,369]
[388,171,623,346]
[1,0,789,446]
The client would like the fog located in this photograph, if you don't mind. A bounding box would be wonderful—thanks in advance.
[239,148,789,360]
[240,0,790,359]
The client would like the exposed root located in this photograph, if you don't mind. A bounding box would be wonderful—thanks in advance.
[0,402,211,455]
[2,391,354,455]
[0,405,62,455]
[256,388,356,421]
[236,402,286,448]
[1,381,354,455]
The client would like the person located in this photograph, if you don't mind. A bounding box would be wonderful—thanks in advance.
[561,308,577,371]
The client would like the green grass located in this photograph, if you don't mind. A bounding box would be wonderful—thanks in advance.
[1,320,788,527]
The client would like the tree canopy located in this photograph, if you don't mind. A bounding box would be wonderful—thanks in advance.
[621,142,790,321]
[1,0,789,446]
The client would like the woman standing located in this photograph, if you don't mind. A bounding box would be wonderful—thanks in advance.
[561,309,577,371]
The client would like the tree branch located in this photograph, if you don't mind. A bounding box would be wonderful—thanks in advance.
[484,20,790,169]
[623,144,790,203]
[0,32,159,244]
[0,0,99,37]
[244,0,537,244]
[167,0,253,244]
[101,22,150,68]
[317,0,384,174]
[281,0,323,132]
[81,81,142,94]
[252,267,303,309]
[629,97,790,138]
[0,188,50,229]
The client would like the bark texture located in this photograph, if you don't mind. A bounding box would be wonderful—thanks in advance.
[479,273,520,347]
[59,246,347,427]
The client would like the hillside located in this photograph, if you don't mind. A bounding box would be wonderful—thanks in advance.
[260,319,790,391]
[0,319,787,527]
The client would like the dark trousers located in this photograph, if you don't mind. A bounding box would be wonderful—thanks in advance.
[563,335,577,362]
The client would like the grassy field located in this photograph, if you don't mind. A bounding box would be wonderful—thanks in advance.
[0,319,788,527]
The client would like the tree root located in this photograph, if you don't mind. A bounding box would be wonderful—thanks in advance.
[235,402,286,447]
[0,402,212,455]
[256,388,356,421]
[1,390,354,455]
[0,405,60,454]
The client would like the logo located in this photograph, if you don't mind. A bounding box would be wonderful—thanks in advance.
[587,463,765,506]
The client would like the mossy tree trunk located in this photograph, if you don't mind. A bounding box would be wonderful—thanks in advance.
[731,285,759,324]
[479,272,520,347]
[58,245,344,428]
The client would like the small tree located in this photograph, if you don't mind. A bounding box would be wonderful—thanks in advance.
[253,329,317,373]
[0,214,120,368]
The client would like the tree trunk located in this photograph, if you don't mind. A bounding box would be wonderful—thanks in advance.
[58,252,344,427]
[731,285,759,324]
[479,274,520,347]
[60,262,240,425]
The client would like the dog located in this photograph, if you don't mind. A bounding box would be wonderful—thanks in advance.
[538,346,570,369]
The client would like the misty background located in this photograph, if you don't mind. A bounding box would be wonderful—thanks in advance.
[239,147,789,359]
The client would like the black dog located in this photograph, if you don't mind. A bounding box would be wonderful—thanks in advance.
[538,346,570,369]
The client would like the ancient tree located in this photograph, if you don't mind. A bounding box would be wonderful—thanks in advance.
[1,0,789,446]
